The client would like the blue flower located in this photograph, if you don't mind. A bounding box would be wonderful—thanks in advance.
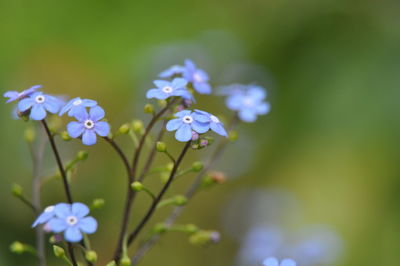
[225,85,270,122]
[3,85,42,103]
[17,92,63,120]
[159,65,186,78]
[166,110,209,142]
[146,78,194,101]
[193,109,228,137]
[183,59,212,94]
[32,205,57,227]
[59,97,97,117]
[46,203,97,242]
[67,106,110,145]
[263,257,297,266]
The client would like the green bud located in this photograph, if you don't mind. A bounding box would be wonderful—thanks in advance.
[160,172,169,183]
[153,223,168,234]
[10,241,25,254]
[228,130,238,141]
[157,100,167,108]
[189,230,220,246]
[11,183,23,197]
[92,198,105,209]
[131,181,144,192]
[185,224,199,234]
[77,150,89,161]
[191,161,203,172]
[120,256,131,266]
[173,195,188,206]
[156,141,167,152]
[132,120,144,133]
[24,127,36,143]
[106,261,117,266]
[166,162,174,172]
[144,104,154,114]
[85,250,98,263]
[49,236,56,244]
[118,123,131,134]
[53,245,65,258]
[60,131,71,141]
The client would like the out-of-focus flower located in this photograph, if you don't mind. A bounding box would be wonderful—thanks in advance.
[193,109,228,137]
[159,65,186,78]
[183,59,212,94]
[166,110,209,142]
[67,106,110,145]
[3,85,42,103]
[59,97,97,116]
[146,78,194,101]
[32,205,56,227]
[18,92,63,120]
[263,257,296,266]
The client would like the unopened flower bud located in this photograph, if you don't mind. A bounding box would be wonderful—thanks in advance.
[199,139,208,147]
[60,131,71,141]
[77,150,88,161]
[106,261,117,266]
[185,224,199,234]
[10,241,24,254]
[85,250,98,263]
[118,123,131,134]
[92,198,105,209]
[192,161,203,172]
[228,130,238,141]
[144,104,154,114]
[132,120,144,133]
[120,256,131,266]
[53,245,65,258]
[173,195,188,206]
[131,181,144,192]
[157,100,167,108]
[191,131,199,141]
[189,230,220,246]
[176,105,185,112]
[160,172,169,183]
[209,171,226,184]
[166,162,174,171]
[156,141,167,152]
[154,223,168,234]
[11,183,23,197]
[24,127,36,143]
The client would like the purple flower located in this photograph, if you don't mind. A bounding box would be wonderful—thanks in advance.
[193,109,228,137]
[17,92,63,120]
[263,257,297,266]
[3,85,42,103]
[225,85,270,123]
[32,205,56,228]
[46,203,97,242]
[59,97,97,117]
[166,110,209,142]
[67,106,110,145]
[146,78,194,101]
[183,59,212,94]
[159,65,186,78]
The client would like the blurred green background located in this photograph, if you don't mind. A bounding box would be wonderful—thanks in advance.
[1,0,400,265]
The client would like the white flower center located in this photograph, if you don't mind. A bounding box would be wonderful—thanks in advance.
[210,115,220,123]
[66,215,78,226]
[193,72,203,83]
[73,99,82,106]
[243,97,254,107]
[44,206,54,213]
[182,115,193,124]
[35,95,45,103]
[84,119,95,129]
[162,86,173,94]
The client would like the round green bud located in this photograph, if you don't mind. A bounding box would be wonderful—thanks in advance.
[24,127,36,143]
[92,198,105,209]
[85,250,98,263]
[188,230,219,246]
[49,236,56,244]
[53,245,65,258]
[156,141,167,152]
[144,104,155,114]
[11,183,23,197]
[166,162,174,172]
[185,224,199,234]
[10,241,24,254]
[60,131,71,141]
[173,195,188,206]
[157,100,167,108]
[118,123,131,134]
[132,120,144,133]
[77,150,89,161]
[131,181,144,192]
[106,261,117,266]
[120,256,131,266]
[228,130,238,141]
[154,223,168,234]
[160,172,169,183]
[191,161,203,172]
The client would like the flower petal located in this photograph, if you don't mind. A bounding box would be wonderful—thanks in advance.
[191,121,209,134]
[226,94,244,110]
[256,102,271,115]
[238,109,257,123]
[172,89,194,101]
[171,78,188,89]
[4,91,19,102]
[73,108,89,122]
[263,257,279,266]
[82,99,97,107]
[78,217,98,234]
[82,130,97,145]
[44,99,61,114]
[64,227,83,242]
[153,80,170,88]
[54,203,71,219]
[59,101,73,116]
[146,88,161,99]
[71,202,89,218]
[210,122,228,137]
[193,82,211,94]
[248,86,266,100]
[184,59,196,72]
[192,112,210,123]
[281,259,297,266]
[17,98,34,112]
[32,212,54,227]
[166,118,183,131]
[47,218,68,233]
[174,110,192,118]
[89,106,105,121]
[175,124,192,142]
[94,121,110,137]
[68,105,86,117]
[30,105,47,120]
[67,122,85,138]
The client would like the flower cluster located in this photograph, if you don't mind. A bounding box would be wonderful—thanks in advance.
[263,257,297,266]
[32,202,97,243]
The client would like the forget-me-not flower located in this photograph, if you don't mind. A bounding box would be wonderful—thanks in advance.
[32,205,57,228]
[146,78,194,101]
[46,202,97,242]
[183,59,212,94]
[193,109,228,137]
[3,85,42,103]
[225,85,270,123]
[159,65,186,78]
[166,110,210,142]
[17,91,63,120]
[59,97,97,117]
[263,257,297,266]
[67,106,110,145]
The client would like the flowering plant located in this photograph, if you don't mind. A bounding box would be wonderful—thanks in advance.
[5,59,275,265]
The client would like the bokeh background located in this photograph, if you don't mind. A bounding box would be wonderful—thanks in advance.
[1,0,400,265]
